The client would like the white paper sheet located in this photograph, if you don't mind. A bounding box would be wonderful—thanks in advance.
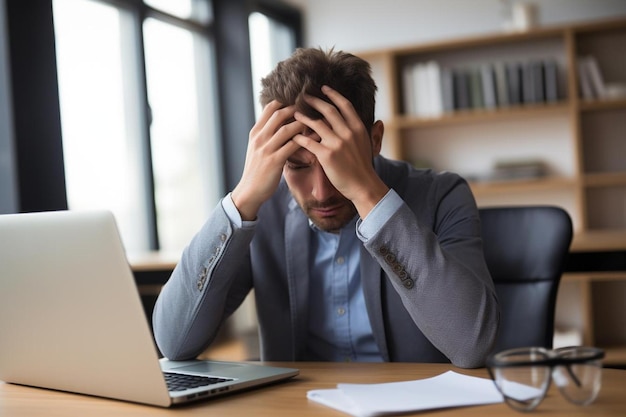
[306,370,504,417]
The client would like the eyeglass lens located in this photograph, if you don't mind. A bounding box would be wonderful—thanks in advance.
[489,346,603,412]
[491,349,551,411]
[553,346,603,406]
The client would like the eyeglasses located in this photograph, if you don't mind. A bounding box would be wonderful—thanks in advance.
[487,346,605,412]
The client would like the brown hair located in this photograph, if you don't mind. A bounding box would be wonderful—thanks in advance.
[259,47,377,132]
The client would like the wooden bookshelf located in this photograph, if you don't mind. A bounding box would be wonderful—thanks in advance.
[357,17,626,364]
[391,101,571,128]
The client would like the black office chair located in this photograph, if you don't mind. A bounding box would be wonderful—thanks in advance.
[479,206,573,354]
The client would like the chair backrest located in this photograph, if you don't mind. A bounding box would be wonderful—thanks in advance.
[479,206,573,353]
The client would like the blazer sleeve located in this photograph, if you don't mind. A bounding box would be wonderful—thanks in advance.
[152,200,255,360]
[361,173,499,368]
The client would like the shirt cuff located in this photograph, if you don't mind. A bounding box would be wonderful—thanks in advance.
[221,193,257,229]
[356,189,403,241]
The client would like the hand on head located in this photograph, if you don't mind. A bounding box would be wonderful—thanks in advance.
[233,84,388,223]
[231,101,302,221]
[290,85,388,219]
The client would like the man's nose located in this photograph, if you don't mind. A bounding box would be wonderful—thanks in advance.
[311,164,335,202]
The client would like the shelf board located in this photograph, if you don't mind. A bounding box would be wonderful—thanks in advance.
[470,176,576,196]
[358,21,568,58]
[563,272,626,282]
[583,172,626,187]
[579,97,626,112]
[392,102,570,129]
[571,230,626,252]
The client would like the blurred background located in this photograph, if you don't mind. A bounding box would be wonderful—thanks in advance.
[1,0,626,364]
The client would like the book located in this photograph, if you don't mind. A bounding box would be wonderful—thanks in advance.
[532,60,545,103]
[522,61,536,104]
[425,61,443,117]
[577,56,595,100]
[506,62,522,105]
[413,63,428,116]
[494,61,509,107]
[480,64,497,109]
[440,67,455,112]
[402,63,417,115]
[543,59,559,102]
[491,158,548,181]
[453,69,470,110]
[585,55,607,99]
[469,68,484,109]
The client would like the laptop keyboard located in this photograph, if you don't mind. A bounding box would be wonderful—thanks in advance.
[164,372,233,392]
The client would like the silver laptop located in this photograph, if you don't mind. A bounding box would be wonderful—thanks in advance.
[0,210,298,407]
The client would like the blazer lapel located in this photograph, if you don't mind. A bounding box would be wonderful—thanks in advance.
[284,199,310,360]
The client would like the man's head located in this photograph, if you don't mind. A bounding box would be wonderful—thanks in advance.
[260,47,377,134]
[260,48,381,233]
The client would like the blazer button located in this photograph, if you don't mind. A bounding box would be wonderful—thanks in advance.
[403,279,415,289]
[384,253,396,264]
[197,267,208,291]
[379,246,389,255]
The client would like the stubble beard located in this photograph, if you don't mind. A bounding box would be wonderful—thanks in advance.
[302,196,358,233]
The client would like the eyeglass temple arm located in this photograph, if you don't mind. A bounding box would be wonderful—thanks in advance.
[564,364,582,387]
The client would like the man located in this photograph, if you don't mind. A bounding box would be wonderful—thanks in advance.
[153,48,499,368]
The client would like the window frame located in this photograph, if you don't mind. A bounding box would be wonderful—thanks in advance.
[3,0,302,250]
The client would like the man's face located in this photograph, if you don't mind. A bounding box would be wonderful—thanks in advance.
[283,146,357,233]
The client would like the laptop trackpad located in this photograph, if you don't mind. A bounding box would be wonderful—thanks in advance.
[172,362,244,374]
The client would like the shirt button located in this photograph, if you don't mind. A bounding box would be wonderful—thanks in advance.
[336,256,345,265]
[337,307,346,316]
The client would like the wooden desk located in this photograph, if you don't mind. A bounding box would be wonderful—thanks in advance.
[1,362,624,416]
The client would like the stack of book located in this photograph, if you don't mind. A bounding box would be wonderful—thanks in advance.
[402,59,561,117]
[577,55,606,100]
[490,159,548,182]
[458,159,549,184]
[575,55,626,101]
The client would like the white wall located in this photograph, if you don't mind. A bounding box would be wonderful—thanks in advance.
[287,0,626,52]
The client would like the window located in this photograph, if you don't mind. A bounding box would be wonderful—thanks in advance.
[52,0,301,255]
[143,18,221,253]
[53,0,221,253]
[248,10,299,119]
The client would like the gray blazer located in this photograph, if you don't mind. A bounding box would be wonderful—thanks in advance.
[153,156,499,368]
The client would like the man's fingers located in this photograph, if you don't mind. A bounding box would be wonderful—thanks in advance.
[301,94,348,135]
[251,100,283,134]
[291,133,325,154]
[293,111,333,141]
[301,88,364,138]
[321,86,367,132]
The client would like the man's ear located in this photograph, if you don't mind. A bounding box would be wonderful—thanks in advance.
[371,120,384,156]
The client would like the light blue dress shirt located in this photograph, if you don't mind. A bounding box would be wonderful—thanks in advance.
[305,216,381,362]
[222,189,404,362]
